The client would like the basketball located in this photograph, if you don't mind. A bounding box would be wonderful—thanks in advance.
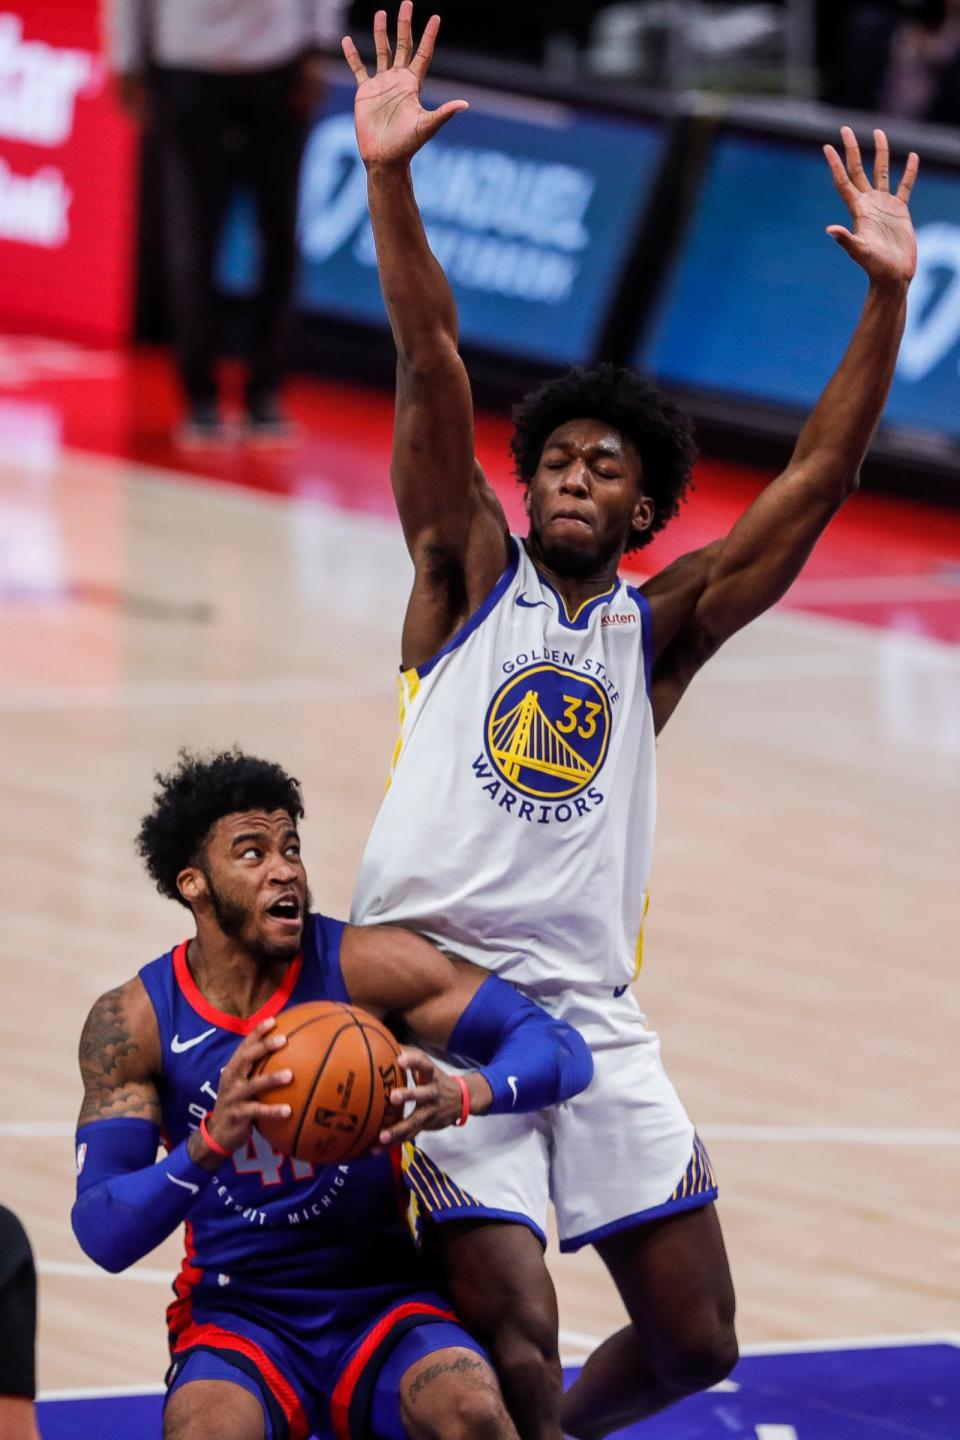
[253,1001,405,1164]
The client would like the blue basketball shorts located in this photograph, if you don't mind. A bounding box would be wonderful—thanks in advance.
[166,1292,487,1440]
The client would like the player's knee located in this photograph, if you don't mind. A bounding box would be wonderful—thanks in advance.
[656,1316,739,1394]
[163,1381,264,1440]
[401,1354,515,1440]
[445,1382,514,1440]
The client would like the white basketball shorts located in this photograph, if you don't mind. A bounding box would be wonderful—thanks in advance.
[404,985,718,1252]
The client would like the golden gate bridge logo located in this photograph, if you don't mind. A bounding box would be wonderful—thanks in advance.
[484,664,611,800]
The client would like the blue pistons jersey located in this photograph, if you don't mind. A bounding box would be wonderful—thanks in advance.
[139,915,426,1337]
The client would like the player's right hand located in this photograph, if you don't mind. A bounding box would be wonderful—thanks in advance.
[200,1018,293,1158]
[342,2,468,168]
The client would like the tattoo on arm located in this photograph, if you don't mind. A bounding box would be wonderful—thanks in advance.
[405,1353,501,1407]
[78,985,160,1126]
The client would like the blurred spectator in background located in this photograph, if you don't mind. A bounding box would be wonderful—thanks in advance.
[348,1,544,64]
[0,1206,40,1440]
[105,1,348,444]
[828,0,960,123]
[346,1,609,69]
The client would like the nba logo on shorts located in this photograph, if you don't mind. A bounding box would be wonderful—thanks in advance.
[484,665,611,800]
[75,1142,87,1174]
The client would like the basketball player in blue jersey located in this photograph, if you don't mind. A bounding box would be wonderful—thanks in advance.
[71,749,593,1440]
[341,7,921,1438]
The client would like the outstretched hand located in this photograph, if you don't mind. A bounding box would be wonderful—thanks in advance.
[823,127,919,286]
[342,2,468,168]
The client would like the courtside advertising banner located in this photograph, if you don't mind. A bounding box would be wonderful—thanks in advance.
[0,1,137,342]
[639,132,960,453]
[218,77,667,367]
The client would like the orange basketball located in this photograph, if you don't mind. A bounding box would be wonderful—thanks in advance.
[253,1001,404,1165]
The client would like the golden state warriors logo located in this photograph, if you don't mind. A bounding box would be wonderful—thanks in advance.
[484,665,611,800]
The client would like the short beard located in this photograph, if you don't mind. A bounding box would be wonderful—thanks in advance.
[527,521,622,580]
[205,875,312,962]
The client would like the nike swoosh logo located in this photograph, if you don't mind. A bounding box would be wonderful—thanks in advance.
[515,593,549,609]
[167,1173,199,1195]
[507,1076,519,1107]
[170,1027,217,1054]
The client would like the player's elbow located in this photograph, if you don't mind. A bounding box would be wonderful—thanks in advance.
[556,1025,593,1101]
[71,1191,136,1273]
[822,462,861,499]
[396,334,463,384]
[789,455,862,502]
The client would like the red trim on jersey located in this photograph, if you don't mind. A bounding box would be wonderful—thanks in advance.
[172,1320,309,1440]
[389,1144,406,1218]
[329,1302,456,1440]
[167,1220,203,1339]
[173,941,303,1034]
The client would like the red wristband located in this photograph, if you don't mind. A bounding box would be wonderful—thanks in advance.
[453,1075,471,1127]
[200,1113,232,1159]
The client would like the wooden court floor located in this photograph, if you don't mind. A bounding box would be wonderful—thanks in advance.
[0,445,957,1395]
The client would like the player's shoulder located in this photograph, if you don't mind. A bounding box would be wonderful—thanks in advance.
[639,541,722,602]
[304,909,347,954]
[78,974,162,1077]
[637,542,723,658]
[83,972,152,1023]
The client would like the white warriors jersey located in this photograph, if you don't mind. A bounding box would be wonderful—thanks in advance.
[351,537,657,996]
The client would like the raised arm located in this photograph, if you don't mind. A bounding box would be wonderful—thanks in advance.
[341,924,593,1146]
[644,127,919,729]
[343,4,510,668]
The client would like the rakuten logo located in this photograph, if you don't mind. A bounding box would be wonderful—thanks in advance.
[898,223,960,382]
[0,13,94,147]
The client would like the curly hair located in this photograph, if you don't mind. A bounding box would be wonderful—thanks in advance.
[136,748,305,906]
[509,363,697,551]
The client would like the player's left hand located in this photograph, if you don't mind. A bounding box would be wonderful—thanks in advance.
[822,127,919,286]
[376,1047,492,1148]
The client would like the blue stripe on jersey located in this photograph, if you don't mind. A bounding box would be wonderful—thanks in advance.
[627,585,654,697]
[537,571,621,631]
[416,538,520,680]
[668,1133,717,1201]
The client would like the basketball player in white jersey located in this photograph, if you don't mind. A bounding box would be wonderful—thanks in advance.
[342,7,920,1437]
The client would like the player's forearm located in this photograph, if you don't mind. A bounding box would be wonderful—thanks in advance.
[447,976,594,1113]
[367,163,460,365]
[72,1118,219,1272]
[788,278,908,492]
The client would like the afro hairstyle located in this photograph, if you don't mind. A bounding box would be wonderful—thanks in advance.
[509,363,697,551]
[136,747,305,907]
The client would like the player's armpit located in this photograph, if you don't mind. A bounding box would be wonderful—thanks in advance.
[77,977,162,1128]
[397,454,513,673]
[641,544,719,659]
[649,627,718,733]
